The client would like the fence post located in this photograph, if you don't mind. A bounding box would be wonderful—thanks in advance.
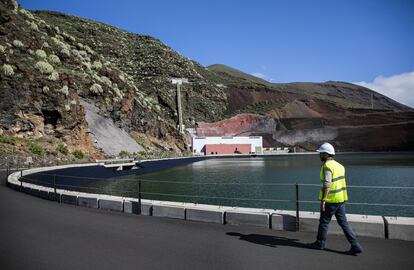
[195,182,199,205]
[6,163,9,182]
[295,183,300,231]
[138,179,142,214]
[53,174,58,202]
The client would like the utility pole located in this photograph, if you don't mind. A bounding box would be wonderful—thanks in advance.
[171,78,189,134]
[371,92,374,109]
[177,82,184,134]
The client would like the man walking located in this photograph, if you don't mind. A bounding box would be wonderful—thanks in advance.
[308,142,363,255]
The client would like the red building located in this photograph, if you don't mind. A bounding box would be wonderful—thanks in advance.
[205,144,251,155]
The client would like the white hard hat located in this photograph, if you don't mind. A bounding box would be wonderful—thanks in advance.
[317,142,335,155]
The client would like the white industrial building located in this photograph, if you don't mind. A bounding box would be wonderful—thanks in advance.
[192,136,263,155]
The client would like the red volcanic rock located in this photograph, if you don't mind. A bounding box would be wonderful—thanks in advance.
[196,114,276,136]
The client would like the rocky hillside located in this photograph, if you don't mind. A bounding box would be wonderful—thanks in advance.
[1,0,413,167]
[202,65,414,151]
[0,0,195,165]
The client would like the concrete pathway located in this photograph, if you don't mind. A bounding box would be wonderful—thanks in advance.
[0,177,413,270]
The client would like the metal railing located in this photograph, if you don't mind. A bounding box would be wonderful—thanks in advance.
[4,168,414,231]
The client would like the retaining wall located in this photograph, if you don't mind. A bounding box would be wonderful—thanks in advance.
[6,163,414,242]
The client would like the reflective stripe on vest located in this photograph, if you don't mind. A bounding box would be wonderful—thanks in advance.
[319,160,348,203]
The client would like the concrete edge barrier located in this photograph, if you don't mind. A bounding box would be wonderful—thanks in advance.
[225,210,271,228]
[61,194,78,205]
[123,201,139,214]
[99,199,123,212]
[78,197,98,209]
[124,200,153,215]
[271,210,297,231]
[152,203,186,219]
[22,186,32,195]
[6,163,414,241]
[186,207,224,224]
[384,216,414,241]
[38,190,49,200]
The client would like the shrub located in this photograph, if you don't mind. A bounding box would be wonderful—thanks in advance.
[73,150,84,159]
[48,71,59,81]
[60,48,71,56]
[12,0,18,13]
[92,73,102,83]
[90,83,103,94]
[57,142,68,155]
[48,54,60,64]
[136,151,148,159]
[92,60,102,70]
[35,61,54,74]
[51,36,70,51]
[78,50,88,58]
[42,42,49,48]
[2,64,14,76]
[28,21,39,31]
[12,40,23,47]
[19,9,35,20]
[59,85,69,96]
[35,49,47,59]
[71,49,82,59]
[100,76,112,86]
[118,150,131,158]
[0,135,17,145]
[42,86,49,93]
[62,32,75,42]
[0,45,5,53]
[29,141,45,156]
[83,45,94,55]
[112,86,123,98]
[38,19,47,26]
[83,61,91,70]
[54,26,61,34]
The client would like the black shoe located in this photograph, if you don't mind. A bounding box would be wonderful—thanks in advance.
[349,246,363,255]
[307,242,324,250]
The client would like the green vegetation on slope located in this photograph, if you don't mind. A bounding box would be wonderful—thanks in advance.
[207,64,273,86]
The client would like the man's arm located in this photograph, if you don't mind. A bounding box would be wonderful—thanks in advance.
[321,169,332,211]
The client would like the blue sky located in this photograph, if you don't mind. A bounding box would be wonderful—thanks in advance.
[18,0,414,106]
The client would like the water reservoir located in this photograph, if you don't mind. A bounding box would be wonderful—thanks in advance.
[91,153,414,217]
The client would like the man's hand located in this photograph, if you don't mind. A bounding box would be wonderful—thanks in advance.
[320,200,326,212]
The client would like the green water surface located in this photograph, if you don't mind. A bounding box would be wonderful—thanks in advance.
[92,153,414,217]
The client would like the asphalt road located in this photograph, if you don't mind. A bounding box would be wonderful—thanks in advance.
[0,173,413,270]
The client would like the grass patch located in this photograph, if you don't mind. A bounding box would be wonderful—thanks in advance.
[29,141,45,156]
[57,142,68,155]
[73,150,84,159]
[118,150,131,158]
[0,135,18,145]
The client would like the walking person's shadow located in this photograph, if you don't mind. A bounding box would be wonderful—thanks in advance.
[226,232,351,255]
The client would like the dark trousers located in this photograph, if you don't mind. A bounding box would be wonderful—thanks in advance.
[316,202,361,248]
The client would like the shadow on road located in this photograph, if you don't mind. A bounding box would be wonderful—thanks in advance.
[226,232,351,256]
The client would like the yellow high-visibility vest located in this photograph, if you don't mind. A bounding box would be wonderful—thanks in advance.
[319,159,348,203]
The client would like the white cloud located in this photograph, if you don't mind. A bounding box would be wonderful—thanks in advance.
[354,71,414,108]
[251,72,274,82]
